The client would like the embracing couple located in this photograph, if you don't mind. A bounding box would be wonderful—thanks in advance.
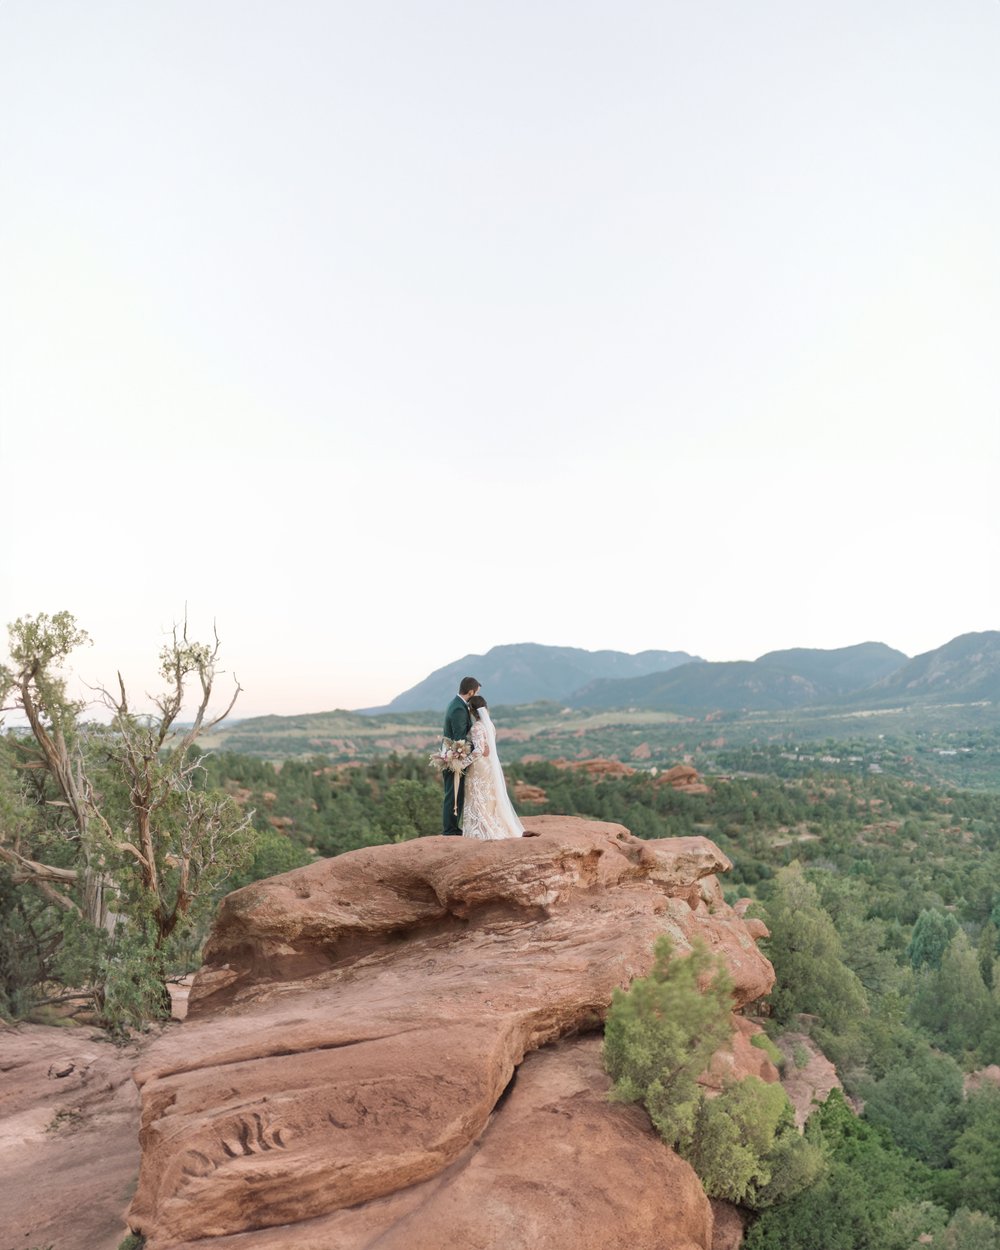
[441,677,532,839]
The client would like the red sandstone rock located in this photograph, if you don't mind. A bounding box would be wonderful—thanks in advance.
[512,780,548,804]
[0,1023,143,1250]
[551,757,637,778]
[711,1199,747,1250]
[127,817,774,1248]
[732,900,770,939]
[743,917,770,940]
[964,1064,1000,1094]
[662,764,700,784]
[655,765,710,794]
[775,1032,844,1128]
[703,1016,781,1092]
[162,1037,714,1250]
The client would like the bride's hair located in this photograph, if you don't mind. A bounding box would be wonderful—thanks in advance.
[468,694,488,720]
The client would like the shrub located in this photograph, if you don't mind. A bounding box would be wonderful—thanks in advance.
[750,1031,784,1069]
[604,935,732,1145]
[604,935,822,1209]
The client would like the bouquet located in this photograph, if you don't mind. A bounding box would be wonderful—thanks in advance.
[429,737,474,815]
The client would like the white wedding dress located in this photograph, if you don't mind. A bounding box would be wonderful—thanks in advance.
[463,709,524,840]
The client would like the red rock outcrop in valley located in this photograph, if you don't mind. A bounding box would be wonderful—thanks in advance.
[550,757,638,778]
[127,816,774,1249]
[512,779,548,804]
[658,764,711,795]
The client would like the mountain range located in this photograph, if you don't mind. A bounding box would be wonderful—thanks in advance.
[571,642,909,712]
[366,632,1000,716]
[375,643,702,712]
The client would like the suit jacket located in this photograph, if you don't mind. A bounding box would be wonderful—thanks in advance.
[443,694,472,747]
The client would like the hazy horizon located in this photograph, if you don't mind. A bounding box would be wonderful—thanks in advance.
[3,2,998,717]
[39,628,995,722]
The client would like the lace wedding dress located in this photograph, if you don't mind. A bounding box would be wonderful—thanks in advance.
[463,709,524,840]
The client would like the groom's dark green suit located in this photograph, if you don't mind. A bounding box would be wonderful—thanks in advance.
[442,694,472,835]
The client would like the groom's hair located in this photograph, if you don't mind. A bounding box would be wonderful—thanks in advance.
[459,676,480,695]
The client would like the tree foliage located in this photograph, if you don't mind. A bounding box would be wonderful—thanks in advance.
[909,909,960,971]
[948,1087,1000,1221]
[604,935,734,1145]
[756,862,868,1063]
[604,935,820,1209]
[0,612,257,1027]
[685,1076,824,1208]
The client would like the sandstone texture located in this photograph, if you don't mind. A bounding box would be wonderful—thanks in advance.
[710,1199,748,1250]
[160,1037,714,1250]
[0,1022,144,1250]
[703,1015,781,1092]
[776,1031,844,1128]
[127,816,774,1249]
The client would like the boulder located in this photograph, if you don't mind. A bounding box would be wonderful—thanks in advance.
[703,1016,781,1092]
[964,1064,1000,1095]
[127,817,774,1248]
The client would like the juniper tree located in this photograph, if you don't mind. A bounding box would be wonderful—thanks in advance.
[603,935,733,1145]
[0,611,254,1023]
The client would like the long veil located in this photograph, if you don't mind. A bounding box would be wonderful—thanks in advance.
[480,710,524,838]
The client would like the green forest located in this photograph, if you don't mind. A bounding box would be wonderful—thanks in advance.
[4,614,1000,1248]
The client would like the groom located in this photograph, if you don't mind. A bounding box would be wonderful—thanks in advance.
[441,676,488,835]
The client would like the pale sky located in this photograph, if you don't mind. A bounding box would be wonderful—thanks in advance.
[1,1,998,716]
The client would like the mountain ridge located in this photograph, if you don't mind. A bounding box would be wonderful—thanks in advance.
[569,642,910,713]
[859,630,1000,705]
[361,634,1000,716]
[373,642,703,713]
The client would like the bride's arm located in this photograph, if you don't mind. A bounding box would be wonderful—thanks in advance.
[470,720,490,756]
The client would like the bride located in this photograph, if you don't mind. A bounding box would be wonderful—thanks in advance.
[462,695,524,840]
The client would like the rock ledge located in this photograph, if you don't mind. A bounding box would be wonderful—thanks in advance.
[128,816,774,1249]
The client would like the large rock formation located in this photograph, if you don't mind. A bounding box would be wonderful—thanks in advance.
[126,816,774,1249]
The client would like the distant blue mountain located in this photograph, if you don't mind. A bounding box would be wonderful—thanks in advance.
[861,631,1000,704]
[370,643,703,713]
[568,642,910,712]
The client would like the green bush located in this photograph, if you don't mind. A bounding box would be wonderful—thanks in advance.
[750,1031,784,1069]
[685,1076,823,1207]
[604,935,733,1145]
[949,1086,1000,1220]
[604,935,821,1209]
